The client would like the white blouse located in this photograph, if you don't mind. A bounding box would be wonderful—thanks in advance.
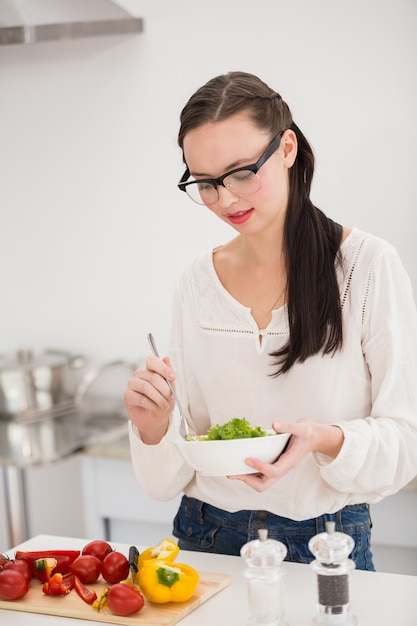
[129,228,417,520]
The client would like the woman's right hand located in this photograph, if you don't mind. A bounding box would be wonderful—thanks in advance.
[124,355,177,444]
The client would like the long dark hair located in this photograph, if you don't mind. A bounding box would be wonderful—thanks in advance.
[178,71,343,375]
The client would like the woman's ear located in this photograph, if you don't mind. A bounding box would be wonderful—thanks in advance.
[282,129,297,168]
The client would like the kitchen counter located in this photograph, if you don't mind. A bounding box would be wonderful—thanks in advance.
[1,534,416,625]
[83,434,131,460]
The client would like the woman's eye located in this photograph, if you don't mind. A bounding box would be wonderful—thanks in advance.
[197,181,214,192]
[229,170,255,184]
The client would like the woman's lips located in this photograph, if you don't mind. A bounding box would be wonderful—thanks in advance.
[226,208,254,224]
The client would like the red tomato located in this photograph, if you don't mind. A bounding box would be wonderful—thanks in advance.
[70,555,101,584]
[0,554,10,568]
[3,559,32,584]
[107,583,144,616]
[81,540,113,562]
[0,568,29,600]
[101,551,129,584]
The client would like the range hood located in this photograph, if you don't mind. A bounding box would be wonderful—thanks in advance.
[0,0,144,46]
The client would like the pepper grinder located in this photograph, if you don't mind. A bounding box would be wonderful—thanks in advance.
[308,521,357,625]
[240,528,289,626]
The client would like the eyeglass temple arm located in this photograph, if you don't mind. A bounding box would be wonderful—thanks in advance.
[178,167,190,190]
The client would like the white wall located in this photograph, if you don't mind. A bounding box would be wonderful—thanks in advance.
[1,0,416,371]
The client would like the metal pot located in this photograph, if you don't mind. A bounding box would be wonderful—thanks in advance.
[0,349,86,418]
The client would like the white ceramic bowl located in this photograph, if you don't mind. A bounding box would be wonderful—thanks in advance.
[175,431,290,476]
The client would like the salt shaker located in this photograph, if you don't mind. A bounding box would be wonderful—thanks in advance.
[240,528,288,626]
[308,521,357,625]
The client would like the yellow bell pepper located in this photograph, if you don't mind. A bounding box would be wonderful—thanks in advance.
[138,538,180,570]
[92,587,110,611]
[138,559,199,603]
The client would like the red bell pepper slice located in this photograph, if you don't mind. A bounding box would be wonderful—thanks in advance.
[16,550,80,581]
[42,572,75,596]
[73,575,97,604]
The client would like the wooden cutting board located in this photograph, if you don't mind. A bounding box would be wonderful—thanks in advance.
[0,571,231,625]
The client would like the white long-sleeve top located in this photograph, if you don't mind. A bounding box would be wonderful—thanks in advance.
[129,227,417,520]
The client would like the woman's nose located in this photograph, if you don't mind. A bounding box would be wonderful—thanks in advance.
[216,184,239,208]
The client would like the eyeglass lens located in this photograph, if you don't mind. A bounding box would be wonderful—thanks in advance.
[186,170,260,205]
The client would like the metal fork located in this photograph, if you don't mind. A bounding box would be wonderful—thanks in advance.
[147,333,189,439]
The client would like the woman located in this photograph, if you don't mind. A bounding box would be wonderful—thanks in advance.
[125,71,417,570]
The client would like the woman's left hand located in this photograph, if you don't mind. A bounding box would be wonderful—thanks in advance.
[228,419,344,492]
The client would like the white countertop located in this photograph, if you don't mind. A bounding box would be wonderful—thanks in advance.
[1,534,416,626]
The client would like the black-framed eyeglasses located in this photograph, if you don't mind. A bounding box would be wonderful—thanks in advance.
[178,131,284,206]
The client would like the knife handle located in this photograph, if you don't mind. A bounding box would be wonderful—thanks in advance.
[129,545,140,574]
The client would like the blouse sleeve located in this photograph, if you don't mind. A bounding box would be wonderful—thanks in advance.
[316,243,417,495]
[128,278,195,501]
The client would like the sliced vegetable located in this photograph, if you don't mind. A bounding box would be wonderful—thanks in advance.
[138,538,179,570]
[106,583,145,616]
[16,549,80,580]
[138,559,199,603]
[42,572,74,596]
[33,558,58,583]
[0,568,29,600]
[73,575,97,604]
[93,586,110,612]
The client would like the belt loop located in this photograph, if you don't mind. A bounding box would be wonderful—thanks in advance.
[336,507,343,533]
[196,499,204,523]
[316,514,325,534]
[184,496,205,524]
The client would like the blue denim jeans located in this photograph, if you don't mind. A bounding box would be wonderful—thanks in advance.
[173,495,375,571]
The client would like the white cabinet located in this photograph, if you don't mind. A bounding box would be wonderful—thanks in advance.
[80,454,181,545]
[370,490,417,548]
[369,489,417,575]
[24,454,87,540]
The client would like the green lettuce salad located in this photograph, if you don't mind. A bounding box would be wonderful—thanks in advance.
[187,417,272,441]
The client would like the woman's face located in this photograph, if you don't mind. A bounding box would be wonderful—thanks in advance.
[182,112,297,236]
